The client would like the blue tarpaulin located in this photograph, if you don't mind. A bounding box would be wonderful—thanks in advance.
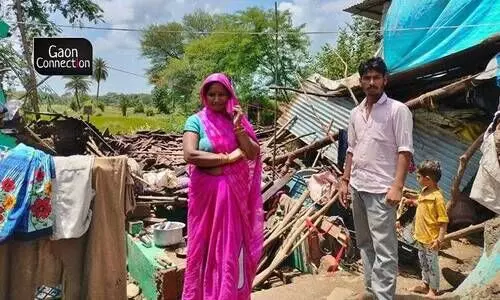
[497,54,500,87]
[383,0,500,73]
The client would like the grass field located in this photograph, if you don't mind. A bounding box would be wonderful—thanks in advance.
[47,104,187,135]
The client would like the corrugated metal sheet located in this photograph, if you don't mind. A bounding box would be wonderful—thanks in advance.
[343,0,387,21]
[278,81,353,164]
[409,122,481,200]
[278,80,482,201]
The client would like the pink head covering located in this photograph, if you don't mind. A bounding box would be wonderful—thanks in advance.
[200,72,237,114]
[199,72,258,145]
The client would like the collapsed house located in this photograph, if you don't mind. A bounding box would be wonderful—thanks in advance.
[268,0,500,297]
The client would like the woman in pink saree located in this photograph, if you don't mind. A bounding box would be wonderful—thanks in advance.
[182,73,263,300]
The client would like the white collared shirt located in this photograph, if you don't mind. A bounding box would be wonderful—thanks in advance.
[347,93,414,193]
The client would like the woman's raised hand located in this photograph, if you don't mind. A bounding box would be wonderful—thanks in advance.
[233,105,244,127]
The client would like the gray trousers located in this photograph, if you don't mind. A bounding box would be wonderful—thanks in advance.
[351,187,398,300]
[417,242,440,290]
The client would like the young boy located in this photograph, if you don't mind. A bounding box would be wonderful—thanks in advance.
[407,160,449,298]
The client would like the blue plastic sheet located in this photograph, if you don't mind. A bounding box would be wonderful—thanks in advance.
[497,54,500,87]
[383,0,500,73]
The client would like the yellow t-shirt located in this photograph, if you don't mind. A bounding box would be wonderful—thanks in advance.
[413,188,449,245]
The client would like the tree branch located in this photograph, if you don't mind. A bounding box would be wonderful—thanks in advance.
[449,132,484,211]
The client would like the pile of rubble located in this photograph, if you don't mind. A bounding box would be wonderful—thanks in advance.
[23,114,359,288]
[110,131,185,171]
[15,111,497,292]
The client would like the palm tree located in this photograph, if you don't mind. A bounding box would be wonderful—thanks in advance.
[93,57,108,103]
[119,95,129,117]
[64,76,91,110]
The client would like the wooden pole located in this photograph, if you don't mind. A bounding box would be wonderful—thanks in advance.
[264,190,310,245]
[313,119,335,167]
[269,86,342,98]
[442,222,485,243]
[253,193,339,288]
[265,134,338,165]
[264,116,297,149]
[276,132,315,149]
[272,1,279,181]
[404,75,476,110]
[331,50,358,105]
[24,126,57,155]
[448,132,484,212]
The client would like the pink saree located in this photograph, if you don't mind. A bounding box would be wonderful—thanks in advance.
[182,73,263,300]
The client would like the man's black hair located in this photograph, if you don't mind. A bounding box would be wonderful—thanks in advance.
[358,57,388,77]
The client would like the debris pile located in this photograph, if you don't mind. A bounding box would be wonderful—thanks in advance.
[109,131,185,171]
[20,112,497,292]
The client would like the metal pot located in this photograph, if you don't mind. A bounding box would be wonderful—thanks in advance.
[153,222,186,247]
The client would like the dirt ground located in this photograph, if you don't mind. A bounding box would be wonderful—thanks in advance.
[126,239,484,299]
[252,240,482,300]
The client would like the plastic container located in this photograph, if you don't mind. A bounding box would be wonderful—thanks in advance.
[153,221,186,247]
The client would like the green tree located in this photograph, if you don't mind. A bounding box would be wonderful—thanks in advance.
[138,94,153,106]
[93,57,108,103]
[142,7,310,114]
[64,76,91,110]
[141,22,185,83]
[96,101,105,112]
[12,0,103,114]
[134,101,145,113]
[0,42,27,95]
[152,85,177,114]
[182,9,217,41]
[119,95,129,116]
[313,16,381,79]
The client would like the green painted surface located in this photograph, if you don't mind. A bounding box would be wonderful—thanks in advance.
[0,90,5,105]
[0,133,16,149]
[0,19,9,39]
[129,221,144,236]
[127,234,164,300]
[455,239,500,295]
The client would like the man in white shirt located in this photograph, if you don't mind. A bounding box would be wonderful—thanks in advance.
[339,57,414,300]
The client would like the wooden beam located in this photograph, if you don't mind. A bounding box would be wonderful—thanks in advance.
[269,85,341,98]
[24,111,63,117]
[275,132,316,149]
[448,132,485,212]
[442,222,485,243]
[24,126,57,155]
[404,75,476,110]
[264,116,297,149]
[265,133,339,165]
[254,193,339,288]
